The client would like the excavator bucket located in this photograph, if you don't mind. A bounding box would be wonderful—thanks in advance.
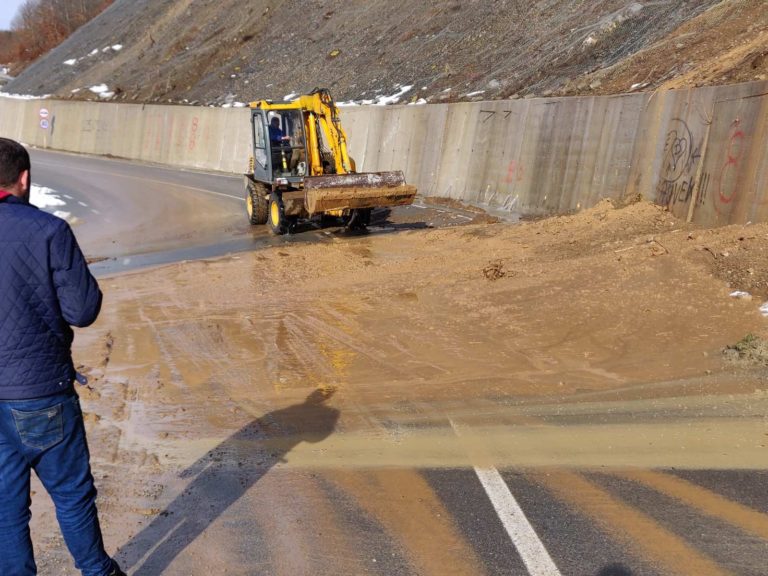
[304,171,417,215]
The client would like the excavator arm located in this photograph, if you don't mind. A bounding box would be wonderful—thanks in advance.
[298,89,353,176]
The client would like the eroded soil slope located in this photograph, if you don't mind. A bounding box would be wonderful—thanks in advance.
[7,0,767,105]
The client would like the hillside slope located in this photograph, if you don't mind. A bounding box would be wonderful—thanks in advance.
[4,0,767,105]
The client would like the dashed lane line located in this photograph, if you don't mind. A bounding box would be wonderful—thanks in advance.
[450,420,562,576]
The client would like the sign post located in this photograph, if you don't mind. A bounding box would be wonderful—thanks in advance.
[39,108,50,148]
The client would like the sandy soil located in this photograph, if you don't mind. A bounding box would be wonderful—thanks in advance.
[30,198,768,573]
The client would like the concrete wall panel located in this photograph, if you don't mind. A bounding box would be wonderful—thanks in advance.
[1,79,767,227]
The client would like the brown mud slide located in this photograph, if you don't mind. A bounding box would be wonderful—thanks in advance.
[32,198,768,574]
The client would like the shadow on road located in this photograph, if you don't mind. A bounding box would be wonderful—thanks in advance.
[115,388,339,574]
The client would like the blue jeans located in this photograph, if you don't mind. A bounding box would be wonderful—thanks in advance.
[0,390,114,576]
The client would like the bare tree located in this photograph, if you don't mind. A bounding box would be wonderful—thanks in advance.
[7,0,114,69]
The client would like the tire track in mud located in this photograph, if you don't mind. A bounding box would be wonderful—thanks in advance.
[284,311,412,379]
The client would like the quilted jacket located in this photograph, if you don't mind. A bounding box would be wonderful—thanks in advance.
[0,193,102,400]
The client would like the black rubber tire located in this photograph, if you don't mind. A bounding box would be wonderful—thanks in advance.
[246,181,269,225]
[268,192,287,235]
[345,208,372,230]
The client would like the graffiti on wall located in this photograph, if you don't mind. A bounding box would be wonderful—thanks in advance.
[81,118,110,134]
[188,117,200,152]
[137,114,201,156]
[715,120,744,213]
[505,159,525,184]
[655,118,709,208]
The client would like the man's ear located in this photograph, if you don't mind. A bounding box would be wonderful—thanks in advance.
[19,169,29,191]
[18,169,31,203]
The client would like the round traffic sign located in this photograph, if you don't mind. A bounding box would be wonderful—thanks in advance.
[39,108,49,119]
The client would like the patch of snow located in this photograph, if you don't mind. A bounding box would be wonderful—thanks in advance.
[99,91,115,99]
[0,92,50,100]
[442,88,452,93]
[465,90,485,97]
[31,185,78,224]
[30,185,66,209]
[338,98,377,107]
[374,85,412,105]
[53,211,75,223]
[730,291,752,299]
[111,44,123,51]
[89,49,99,56]
[89,84,110,94]
[283,93,298,101]
[232,102,246,108]
[408,98,428,105]
[337,85,421,107]
[71,88,81,93]
[63,59,77,66]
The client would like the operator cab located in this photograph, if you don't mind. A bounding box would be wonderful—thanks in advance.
[252,109,307,185]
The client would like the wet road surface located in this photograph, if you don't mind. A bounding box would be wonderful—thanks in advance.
[26,148,768,576]
[29,148,481,275]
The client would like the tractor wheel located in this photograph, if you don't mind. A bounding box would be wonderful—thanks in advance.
[344,208,371,231]
[268,192,287,235]
[246,181,269,225]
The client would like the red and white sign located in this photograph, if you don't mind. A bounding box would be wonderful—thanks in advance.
[39,108,49,119]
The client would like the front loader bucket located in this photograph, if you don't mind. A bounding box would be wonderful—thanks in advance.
[304,171,417,215]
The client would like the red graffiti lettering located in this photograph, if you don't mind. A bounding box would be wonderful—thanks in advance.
[188,117,199,152]
[505,160,524,184]
[717,129,744,208]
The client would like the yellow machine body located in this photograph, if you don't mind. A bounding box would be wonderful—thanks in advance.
[243,89,417,232]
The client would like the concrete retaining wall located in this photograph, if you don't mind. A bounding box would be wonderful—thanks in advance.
[1,79,767,226]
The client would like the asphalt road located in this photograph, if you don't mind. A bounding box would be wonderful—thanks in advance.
[27,149,768,576]
[28,148,478,275]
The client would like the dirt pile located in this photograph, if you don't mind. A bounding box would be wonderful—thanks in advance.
[28,197,768,572]
[5,0,766,105]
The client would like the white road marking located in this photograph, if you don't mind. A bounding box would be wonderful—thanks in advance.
[451,420,562,576]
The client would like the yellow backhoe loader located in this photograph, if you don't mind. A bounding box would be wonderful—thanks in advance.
[244,88,417,234]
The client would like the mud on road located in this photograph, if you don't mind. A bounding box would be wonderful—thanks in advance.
[32,198,768,574]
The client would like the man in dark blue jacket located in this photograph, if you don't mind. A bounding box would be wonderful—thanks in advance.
[0,138,124,576]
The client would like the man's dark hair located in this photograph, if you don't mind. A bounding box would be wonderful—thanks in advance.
[0,138,31,188]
